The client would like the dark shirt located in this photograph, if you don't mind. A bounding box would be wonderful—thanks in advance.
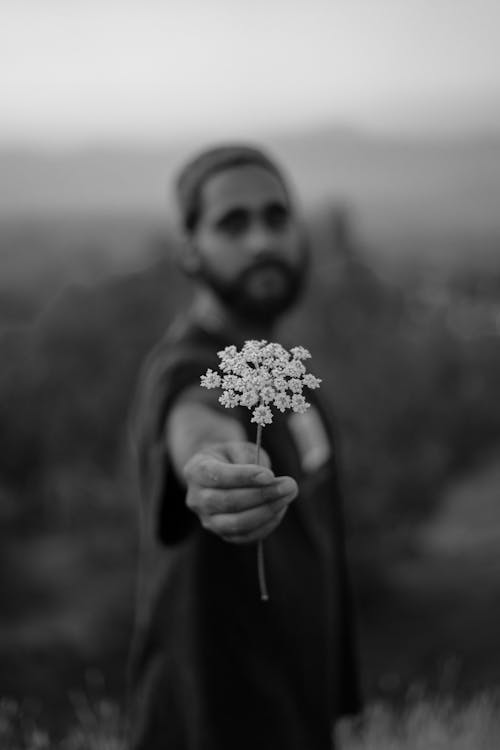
[128,314,361,750]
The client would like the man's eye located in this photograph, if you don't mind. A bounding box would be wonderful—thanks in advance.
[264,204,289,231]
[217,211,248,235]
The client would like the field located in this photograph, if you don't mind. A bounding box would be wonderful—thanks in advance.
[2,131,500,745]
[3,693,500,749]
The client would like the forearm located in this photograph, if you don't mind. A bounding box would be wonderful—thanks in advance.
[165,393,247,484]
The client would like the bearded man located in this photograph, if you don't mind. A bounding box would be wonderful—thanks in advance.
[128,145,362,750]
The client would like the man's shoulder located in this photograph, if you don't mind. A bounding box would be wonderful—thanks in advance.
[134,315,224,412]
[142,316,217,377]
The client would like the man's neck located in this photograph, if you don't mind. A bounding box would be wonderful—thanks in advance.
[191,291,275,344]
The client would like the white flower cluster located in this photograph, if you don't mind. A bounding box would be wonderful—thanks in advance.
[200,340,321,427]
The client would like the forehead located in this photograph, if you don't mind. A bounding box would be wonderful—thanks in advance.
[200,164,290,220]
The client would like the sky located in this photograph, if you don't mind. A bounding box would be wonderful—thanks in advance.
[1,0,500,147]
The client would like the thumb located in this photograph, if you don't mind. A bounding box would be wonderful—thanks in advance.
[225,440,272,470]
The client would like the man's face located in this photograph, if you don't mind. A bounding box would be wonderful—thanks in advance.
[188,164,308,324]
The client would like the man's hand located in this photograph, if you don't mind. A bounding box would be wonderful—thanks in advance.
[183,441,298,544]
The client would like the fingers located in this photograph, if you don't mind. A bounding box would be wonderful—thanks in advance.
[188,476,298,515]
[221,508,288,544]
[205,502,290,545]
[186,476,297,544]
[184,453,275,490]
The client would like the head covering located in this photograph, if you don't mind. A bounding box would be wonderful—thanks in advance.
[175,144,291,232]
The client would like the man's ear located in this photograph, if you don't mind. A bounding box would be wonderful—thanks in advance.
[176,235,202,277]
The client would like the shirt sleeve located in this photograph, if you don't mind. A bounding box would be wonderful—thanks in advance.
[129,345,206,546]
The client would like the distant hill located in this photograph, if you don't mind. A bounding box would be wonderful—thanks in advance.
[1,127,500,263]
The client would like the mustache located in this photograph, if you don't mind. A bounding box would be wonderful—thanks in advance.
[197,248,308,322]
[239,257,297,278]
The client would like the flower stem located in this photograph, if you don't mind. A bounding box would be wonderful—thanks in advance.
[255,424,269,602]
[256,423,262,465]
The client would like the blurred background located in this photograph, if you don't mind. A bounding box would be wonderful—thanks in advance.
[1,0,500,737]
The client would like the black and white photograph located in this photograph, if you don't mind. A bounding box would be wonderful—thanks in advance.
[1,1,500,747]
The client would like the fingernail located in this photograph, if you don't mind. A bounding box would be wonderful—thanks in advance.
[276,477,294,493]
[254,470,274,485]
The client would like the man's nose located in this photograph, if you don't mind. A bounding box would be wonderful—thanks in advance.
[244,221,276,256]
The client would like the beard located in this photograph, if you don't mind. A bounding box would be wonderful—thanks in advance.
[197,251,309,324]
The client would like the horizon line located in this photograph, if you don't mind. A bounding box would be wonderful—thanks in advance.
[1,121,500,155]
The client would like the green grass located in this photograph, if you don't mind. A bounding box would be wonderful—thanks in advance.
[2,693,500,749]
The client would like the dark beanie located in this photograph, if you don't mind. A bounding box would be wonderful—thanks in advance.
[175,144,291,232]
